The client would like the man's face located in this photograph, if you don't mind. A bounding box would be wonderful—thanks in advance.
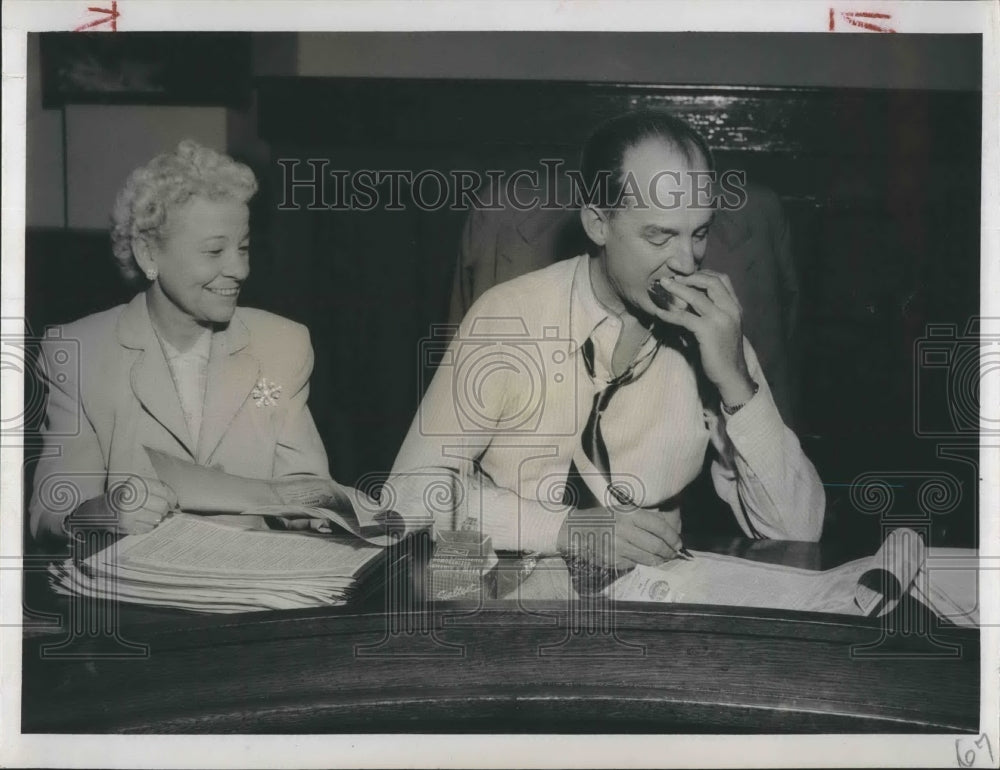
[587,137,713,317]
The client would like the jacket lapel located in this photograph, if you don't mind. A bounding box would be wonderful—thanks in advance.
[118,294,196,458]
[197,313,260,465]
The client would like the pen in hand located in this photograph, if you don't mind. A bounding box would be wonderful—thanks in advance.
[606,483,694,562]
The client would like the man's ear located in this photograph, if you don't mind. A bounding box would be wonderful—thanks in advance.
[580,205,609,247]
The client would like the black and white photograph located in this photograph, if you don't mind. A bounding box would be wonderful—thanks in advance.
[1,2,997,767]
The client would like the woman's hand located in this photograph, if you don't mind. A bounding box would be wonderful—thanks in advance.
[67,476,179,536]
[272,516,333,534]
[268,477,357,533]
[555,507,684,570]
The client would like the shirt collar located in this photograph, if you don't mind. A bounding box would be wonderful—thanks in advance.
[158,325,212,362]
[568,254,624,354]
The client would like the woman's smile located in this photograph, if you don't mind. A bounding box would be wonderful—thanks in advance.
[206,285,240,298]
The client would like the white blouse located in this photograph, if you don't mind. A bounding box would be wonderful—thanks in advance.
[157,328,212,450]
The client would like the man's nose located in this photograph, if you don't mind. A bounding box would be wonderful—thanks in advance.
[666,239,697,276]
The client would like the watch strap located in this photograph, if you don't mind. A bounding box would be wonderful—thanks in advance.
[721,380,760,416]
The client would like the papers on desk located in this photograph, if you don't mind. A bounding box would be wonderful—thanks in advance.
[607,528,980,627]
[48,514,384,613]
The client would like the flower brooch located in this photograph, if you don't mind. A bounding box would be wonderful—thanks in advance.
[251,377,282,407]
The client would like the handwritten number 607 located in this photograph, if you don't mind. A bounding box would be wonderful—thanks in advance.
[956,734,994,767]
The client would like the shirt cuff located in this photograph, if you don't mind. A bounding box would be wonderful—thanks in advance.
[721,385,788,469]
[482,493,568,554]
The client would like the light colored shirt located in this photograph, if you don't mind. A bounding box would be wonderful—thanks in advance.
[157,328,212,450]
[390,254,825,553]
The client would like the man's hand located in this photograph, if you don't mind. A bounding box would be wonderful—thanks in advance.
[651,269,757,406]
[68,476,178,536]
[556,507,683,570]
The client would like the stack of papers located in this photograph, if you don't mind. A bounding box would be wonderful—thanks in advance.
[49,514,384,613]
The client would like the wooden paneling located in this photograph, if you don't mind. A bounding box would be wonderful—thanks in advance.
[257,78,980,160]
[22,602,978,733]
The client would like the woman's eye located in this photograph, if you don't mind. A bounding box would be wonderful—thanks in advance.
[205,249,223,256]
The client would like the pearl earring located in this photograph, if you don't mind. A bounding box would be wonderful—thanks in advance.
[145,268,157,281]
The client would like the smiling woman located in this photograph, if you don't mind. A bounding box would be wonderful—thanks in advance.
[28,141,346,543]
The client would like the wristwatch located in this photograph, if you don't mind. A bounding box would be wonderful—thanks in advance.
[721,380,760,415]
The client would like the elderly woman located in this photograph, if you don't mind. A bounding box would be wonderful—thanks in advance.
[29,140,341,542]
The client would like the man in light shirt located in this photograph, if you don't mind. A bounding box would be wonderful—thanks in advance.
[389,109,824,576]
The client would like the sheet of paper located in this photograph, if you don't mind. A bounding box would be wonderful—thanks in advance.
[607,551,866,615]
[606,530,980,626]
[145,447,266,513]
[911,548,980,627]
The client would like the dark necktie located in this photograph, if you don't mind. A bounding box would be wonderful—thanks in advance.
[562,334,659,594]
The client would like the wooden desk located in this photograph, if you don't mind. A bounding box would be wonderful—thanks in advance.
[21,537,980,734]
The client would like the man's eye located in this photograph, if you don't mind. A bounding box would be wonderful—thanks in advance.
[647,235,672,247]
[693,231,708,242]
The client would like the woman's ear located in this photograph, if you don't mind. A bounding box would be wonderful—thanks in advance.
[132,236,156,275]
[580,205,609,248]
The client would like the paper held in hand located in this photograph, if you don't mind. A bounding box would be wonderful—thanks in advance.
[606,528,980,627]
[144,447,396,546]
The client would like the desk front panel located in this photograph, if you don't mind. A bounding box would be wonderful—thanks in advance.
[22,602,978,734]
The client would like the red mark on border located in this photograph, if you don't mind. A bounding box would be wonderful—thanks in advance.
[73,1,119,32]
[828,9,895,33]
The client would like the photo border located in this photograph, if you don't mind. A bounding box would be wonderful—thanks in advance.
[2,2,997,767]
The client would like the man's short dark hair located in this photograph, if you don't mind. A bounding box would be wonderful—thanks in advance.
[578,109,714,209]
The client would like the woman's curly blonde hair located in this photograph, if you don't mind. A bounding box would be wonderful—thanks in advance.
[110,140,258,284]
